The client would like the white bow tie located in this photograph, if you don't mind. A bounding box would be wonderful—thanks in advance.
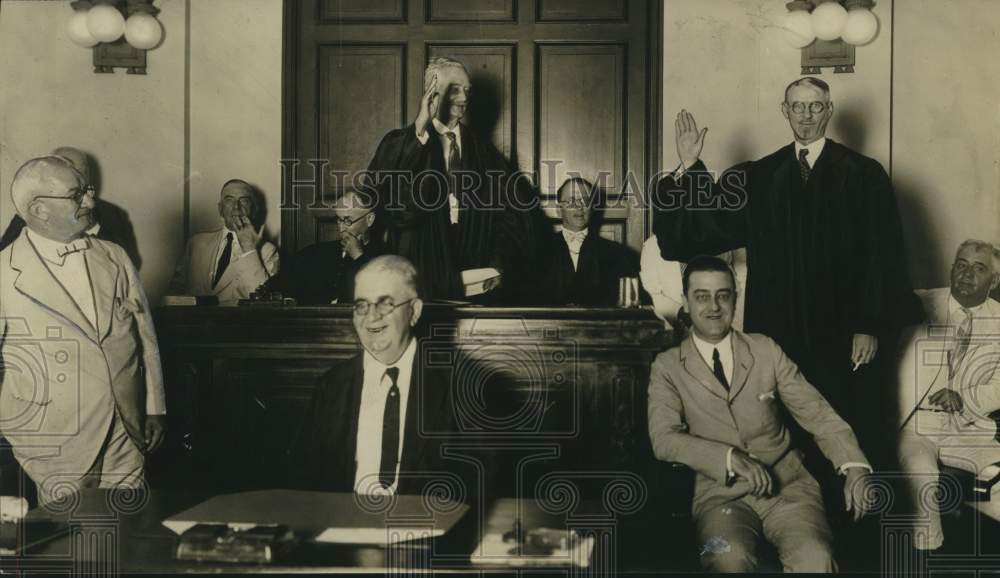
[57,237,91,258]
[564,230,587,248]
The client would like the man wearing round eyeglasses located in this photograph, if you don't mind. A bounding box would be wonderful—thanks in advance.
[167,179,279,305]
[0,156,166,505]
[289,255,471,497]
[651,77,923,467]
[537,177,638,306]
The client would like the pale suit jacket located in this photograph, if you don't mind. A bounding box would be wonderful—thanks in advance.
[896,289,1000,432]
[0,233,166,489]
[167,228,279,305]
[648,330,868,517]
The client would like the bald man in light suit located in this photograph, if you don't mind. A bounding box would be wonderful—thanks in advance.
[0,156,166,504]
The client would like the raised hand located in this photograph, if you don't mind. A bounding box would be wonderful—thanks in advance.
[415,74,441,138]
[675,109,708,170]
[230,215,260,252]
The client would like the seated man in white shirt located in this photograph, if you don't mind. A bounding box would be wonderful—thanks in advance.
[167,179,279,305]
[289,255,474,497]
[896,239,1000,552]
[647,255,873,572]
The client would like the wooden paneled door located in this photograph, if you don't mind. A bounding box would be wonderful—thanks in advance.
[282,0,662,254]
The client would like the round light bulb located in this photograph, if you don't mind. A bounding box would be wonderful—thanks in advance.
[811,2,848,41]
[842,7,879,45]
[87,4,126,43]
[125,13,163,50]
[66,10,99,48]
[782,10,816,49]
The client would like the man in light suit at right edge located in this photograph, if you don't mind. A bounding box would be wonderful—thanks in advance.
[896,239,1000,552]
[648,255,873,572]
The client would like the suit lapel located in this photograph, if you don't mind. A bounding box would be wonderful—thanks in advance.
[210,230,242,293]
[679,337,729,401]
[341,355,365,485]
[728,332,755,401]
[11,235,97,343]
[86,242,120,342]
[401,343,444,472]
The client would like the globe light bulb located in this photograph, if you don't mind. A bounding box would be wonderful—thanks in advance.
[66,10,99,48]
[125,12,163,50]
[87,4,126,43]
[842,7,879,46]
[782,9,816,49]
[811,2,848,41]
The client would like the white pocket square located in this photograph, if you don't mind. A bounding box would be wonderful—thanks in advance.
[758,390,776,401]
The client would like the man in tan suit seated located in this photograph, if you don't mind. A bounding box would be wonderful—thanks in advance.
[648,255,873,572]
[896,239,1000,552]
[168,179,278,305]
[0,156,166,505]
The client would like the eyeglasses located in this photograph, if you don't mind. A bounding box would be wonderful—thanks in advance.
[557,198,590,208]
[353,296,414,317]
[221,196,254,209]
[786,101,828,115]
[34,185,95,205]
[336,211,372,228]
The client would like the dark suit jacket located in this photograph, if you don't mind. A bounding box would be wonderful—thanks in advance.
[537,231,639,307]
[277,237,385,305]
[288,342,476,496]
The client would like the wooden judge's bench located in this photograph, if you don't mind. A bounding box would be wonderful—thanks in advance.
[150,305,690,514]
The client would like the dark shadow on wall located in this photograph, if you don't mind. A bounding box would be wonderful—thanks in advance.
[465,70,502,146]
[831,101,870,153]
[893,174,946,290]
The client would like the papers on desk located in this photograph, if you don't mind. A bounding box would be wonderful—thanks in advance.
[471,529,595,568]
[461,268,500,297]
[162,490,468,546]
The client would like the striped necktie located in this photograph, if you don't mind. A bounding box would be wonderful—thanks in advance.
[798,148,811,184]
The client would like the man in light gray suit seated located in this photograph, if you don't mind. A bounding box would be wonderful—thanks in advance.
[896,239,1000,552]
[0,156,166,505]
[167,179,279,305]
[647,255,873,573]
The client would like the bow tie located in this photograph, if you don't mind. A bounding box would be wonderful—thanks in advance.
[56,237,91,258]
[564,230,587,249]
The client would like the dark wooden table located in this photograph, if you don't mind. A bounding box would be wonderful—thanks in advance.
[6,489,691,575]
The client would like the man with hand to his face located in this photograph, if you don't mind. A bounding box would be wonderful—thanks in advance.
[167,179,279,305]
[647,255,873,573]
[896,239,1000,552]
[364,57,543,302]
[0,156,166,505]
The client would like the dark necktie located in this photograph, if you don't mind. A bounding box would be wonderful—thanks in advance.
[212,232,233,288]
[712,348,730,391]
[949,307,973,379]
[378,366,401,489]
[445,132,461,226]
[798,148,811,184]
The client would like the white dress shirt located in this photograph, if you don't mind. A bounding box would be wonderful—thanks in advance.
[794,137,827,169]
[354,338,417,494]
[691,330,734,385]
[27,229,97,329]
[208,227,257,284]
[561,228,588,271]
[417,119,463,224]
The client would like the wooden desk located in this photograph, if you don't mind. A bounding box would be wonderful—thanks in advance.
[152,305,679,501]
[9,489,687,574]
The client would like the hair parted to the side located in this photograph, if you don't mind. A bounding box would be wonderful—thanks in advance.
[784,77,831,101]
[682,254,737,296]
[357,254,421,298]
[424,57,468,91]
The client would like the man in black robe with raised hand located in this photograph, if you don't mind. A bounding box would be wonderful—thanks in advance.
[362,57,543,302]
[651,77,922,459]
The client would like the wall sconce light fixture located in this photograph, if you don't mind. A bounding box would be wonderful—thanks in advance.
[66,0,162,74]
[782,0,879,74]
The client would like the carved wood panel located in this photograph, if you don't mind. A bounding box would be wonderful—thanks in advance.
[537,0,625,21]
[426,0,516,22]
[318,0,407,22]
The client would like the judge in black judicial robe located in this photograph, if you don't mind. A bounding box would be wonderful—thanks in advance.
[362,57,544,302]
[651,79,922,454]
[538,178,639,306]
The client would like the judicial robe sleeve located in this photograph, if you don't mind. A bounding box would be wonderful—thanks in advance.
[651,159,750,261]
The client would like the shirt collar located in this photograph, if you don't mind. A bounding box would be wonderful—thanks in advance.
[562,227,588,243]
[221,227,246,253]
[948,293,986,318]
[432,118,461,142]
[794,137,826,167]
[691,330,733,364]
[86,222,101,237]
[26,229,76,265]
[363,337,418,389]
